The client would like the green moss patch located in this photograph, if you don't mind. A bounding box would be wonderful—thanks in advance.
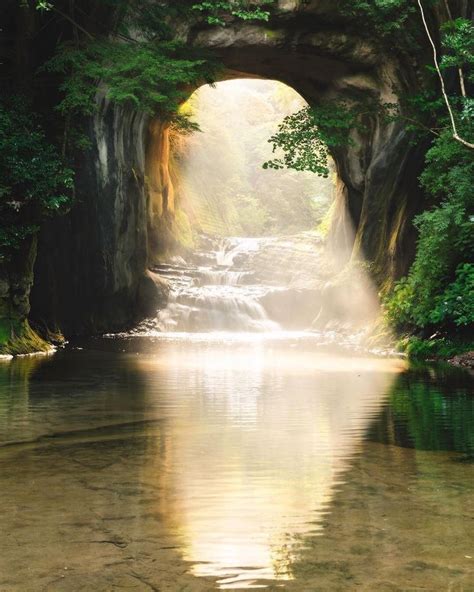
[0,319,51,356]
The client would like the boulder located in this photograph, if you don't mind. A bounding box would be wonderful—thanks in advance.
[136,270,170,318]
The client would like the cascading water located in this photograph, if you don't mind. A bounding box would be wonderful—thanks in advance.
[152,237,281,332]
[131,231,375,339]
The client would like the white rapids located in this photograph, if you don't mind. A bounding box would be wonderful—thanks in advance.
[154,238,280,332]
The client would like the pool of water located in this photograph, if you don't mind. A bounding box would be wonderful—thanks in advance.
[0,335,472,591]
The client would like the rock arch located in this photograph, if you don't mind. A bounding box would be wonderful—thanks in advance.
[31,2,429,335]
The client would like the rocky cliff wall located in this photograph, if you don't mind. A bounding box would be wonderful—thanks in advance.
[30,95,151,334]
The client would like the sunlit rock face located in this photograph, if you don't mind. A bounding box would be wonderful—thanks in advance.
[31,0,429,335]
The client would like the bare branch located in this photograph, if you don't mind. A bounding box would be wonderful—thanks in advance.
[442,0,453,19]
[417,0,474,149]
[443,0,467,97]
[400,115,441,137]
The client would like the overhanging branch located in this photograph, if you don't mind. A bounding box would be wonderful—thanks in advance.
[417,0,473,149]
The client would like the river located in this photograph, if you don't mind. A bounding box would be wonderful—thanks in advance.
[0,237,472,591]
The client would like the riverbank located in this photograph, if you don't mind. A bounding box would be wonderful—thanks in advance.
[396,335,474,368]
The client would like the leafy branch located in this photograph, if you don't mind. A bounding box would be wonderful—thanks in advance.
[192,0,274,25]
[45,40,218,129]
[263,102,373,177]
[0,96,74,261]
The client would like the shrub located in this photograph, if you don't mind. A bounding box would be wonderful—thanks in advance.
[0,97,74,263]
[385,121,473,333]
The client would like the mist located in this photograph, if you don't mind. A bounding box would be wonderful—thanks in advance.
[149,79,385,338]
[174,79,334,237]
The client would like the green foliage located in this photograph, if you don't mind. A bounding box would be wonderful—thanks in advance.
[337,0,419,47]
[378,369,474,455]
[35,1,53,10]
[339,0,414,30]
[0,97,74,262]
[440,18,474,82]
[192,1,274,25]
[259,6,473,337]
[9,0,473,348]
[435,264,474,327]
[263,103,364,177]
[0,319,51,355]
[420,122,473,201]
[253,8,474,337]
[0,226,39,257]
[385,126,474,331]
[396,335,474,360]
[46,40,217,123]
[177,81,333,237]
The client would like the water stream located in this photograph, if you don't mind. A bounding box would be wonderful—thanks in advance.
[143,234,329,335]
[0,237,472,591]
[152,237,283,333]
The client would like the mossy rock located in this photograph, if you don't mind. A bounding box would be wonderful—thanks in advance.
[0,318,51,356]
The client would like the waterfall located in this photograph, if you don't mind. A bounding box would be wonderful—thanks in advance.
[129,232,338,336]
[215,237,263,267]
[118,227,382,340]
[153,238,280,333]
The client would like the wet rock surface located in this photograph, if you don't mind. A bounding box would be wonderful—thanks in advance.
[136,271,170,319]
[133,232,380,336]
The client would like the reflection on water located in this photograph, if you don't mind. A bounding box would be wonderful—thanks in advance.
[0,336,473,591]
[370,364,474,457]
[135,340,402,587]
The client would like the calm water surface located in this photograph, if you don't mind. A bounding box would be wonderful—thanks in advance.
[0,335,472,591]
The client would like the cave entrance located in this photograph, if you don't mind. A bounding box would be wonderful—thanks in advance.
[145,79,378,333]
[172,79,335,241]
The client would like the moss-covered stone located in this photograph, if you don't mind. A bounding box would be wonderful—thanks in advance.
[0,318,51,356]
[0,236,50,355]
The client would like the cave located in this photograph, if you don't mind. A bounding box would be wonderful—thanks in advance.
[2,3,473,589]
[29,3,428,338]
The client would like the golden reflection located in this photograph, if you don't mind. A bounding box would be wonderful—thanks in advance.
[137,338,406,375]
[136,341,405,588]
